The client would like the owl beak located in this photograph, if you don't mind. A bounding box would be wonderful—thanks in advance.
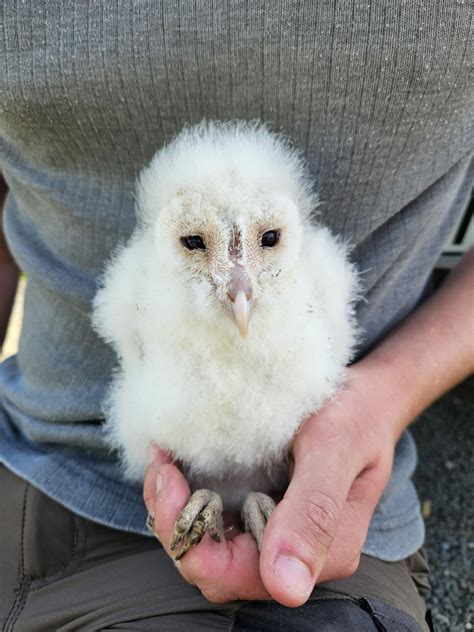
[229,290,251,337]
[227,264,252,337]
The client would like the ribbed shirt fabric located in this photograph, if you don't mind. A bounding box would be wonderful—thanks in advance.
[0,2,472,560]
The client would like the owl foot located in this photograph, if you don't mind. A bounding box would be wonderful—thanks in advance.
[241,492,276,550]
[171,489,224,561]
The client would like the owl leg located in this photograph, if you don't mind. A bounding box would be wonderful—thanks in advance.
[171,489,224,561]
[241,492,276,551]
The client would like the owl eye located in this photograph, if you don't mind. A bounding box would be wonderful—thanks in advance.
[181,235,206,250]
[261,230,280,248]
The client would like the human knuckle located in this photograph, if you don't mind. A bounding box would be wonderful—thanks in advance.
[199,583,236,604]
[341,554,361,578]
[299,493,339,547]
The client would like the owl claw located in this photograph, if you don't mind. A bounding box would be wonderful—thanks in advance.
[241,491,276,550]
[171,489,224,560]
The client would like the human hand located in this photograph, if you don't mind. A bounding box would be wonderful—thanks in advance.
[143,445,271,603]
[143,362,397,606]
[257,364,396,606]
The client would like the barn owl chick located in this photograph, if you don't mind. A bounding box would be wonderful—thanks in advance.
[93,121,359,559]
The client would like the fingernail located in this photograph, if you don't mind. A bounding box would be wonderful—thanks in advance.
[156,470,164,495]
[272,554,313,598]
[147,443,159,465]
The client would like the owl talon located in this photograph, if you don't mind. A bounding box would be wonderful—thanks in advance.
[241,491,276,550]
[172,489,224,560]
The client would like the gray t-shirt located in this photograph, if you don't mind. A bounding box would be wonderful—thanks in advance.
[0,2,472,560]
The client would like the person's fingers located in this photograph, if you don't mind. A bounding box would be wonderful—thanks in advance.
[145,463,193,546]
[259,415,363,607]
[147,443,174,467]
[143,444,174,513]
[176,528,270,602]
[317,469,378,581]
[260,460,352,606]
[319,448,393,580]
[144,462,270,602]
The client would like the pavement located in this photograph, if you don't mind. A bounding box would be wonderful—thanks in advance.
[412,376,474,631]
[1,280,473,628]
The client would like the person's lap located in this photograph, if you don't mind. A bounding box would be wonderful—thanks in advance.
[0,465,430,631]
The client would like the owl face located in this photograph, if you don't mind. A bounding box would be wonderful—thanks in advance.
[155,187,304,336]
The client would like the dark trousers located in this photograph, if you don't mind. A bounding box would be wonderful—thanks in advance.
[0,465,430,631]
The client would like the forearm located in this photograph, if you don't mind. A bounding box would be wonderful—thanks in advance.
[354,247,474,442]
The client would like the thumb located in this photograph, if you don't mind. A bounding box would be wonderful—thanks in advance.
[259,425,360,607]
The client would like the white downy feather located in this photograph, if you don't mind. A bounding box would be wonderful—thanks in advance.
[93,121,360,509]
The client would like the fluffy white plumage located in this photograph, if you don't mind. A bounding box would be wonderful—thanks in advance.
[93,121,359,513]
